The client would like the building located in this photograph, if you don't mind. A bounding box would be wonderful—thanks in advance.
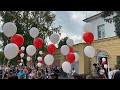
[53,12,120,76]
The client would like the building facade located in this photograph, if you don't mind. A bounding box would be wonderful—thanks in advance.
[53,12,120,75]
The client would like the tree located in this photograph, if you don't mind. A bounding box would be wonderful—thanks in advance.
[58,36,68,49]
[101,11,120,37]
[0,11,61,65]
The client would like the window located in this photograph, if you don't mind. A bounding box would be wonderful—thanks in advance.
[117,56,120,65]
[97,24,105,39]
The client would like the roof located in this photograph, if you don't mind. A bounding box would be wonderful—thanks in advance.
[83,12,103,22]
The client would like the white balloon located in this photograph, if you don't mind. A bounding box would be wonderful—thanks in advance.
[37,57,42,61]
[39,51,42,55]
[19,63,22,66]
[37,63,42,67]
[83,23,92,32]
[62,61,71,73]
[84,46,95,58]
[66,39,74,47]
[21,46,25,51]
[44,54,54,65]
[29,27,39,38]
[104,64,108,69]
[102,58,106,62]
[2,22,17,37]
[20,53,24,58]
[4,43,19,59]
[50,33,59,44]
[27,57,31,61]
[21,59,23,62]
[74,53,80,62]
[26,45,36,56]
[61,45,70,55]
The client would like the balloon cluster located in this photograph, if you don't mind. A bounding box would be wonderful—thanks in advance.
[61,39,80,73]
[83,23,95,58]
[3,22,24,61]
[28,27,44,66]
[102,58,108,69]
[44,33,60,66]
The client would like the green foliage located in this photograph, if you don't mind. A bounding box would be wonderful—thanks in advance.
[0,11,61,65]
[58,36,68,49]
[0,51,4,64]
[101,11,120,37]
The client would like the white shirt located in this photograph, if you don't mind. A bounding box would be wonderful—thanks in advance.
[109,71,113,79]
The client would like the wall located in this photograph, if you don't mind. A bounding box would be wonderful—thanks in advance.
[89,16,116,40]
[91,37,120,74]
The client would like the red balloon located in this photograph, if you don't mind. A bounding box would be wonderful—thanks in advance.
[47,44,56,54]
[83,32,94,44]
[10,34,24,47]
[41,53,45,57]
[66,53,75,63]
[102,61,107,65]
[69,47,74,53]
[38,60,43,64]
[33,38,43,48]
[17,60,20,63]
[18,50,23,54]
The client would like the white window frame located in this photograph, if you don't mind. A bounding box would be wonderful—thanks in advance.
[97,24,105,39]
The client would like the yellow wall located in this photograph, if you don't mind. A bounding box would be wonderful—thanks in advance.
[53,36,120,75]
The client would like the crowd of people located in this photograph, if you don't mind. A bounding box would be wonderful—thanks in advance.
[93,63,120,79]
[0,63,120,79]
[0,65,79,79]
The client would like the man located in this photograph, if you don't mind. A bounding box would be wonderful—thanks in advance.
[114,69,120,79]
[54,66,60,79]
[108,68,113,79]
[17,68,25,79]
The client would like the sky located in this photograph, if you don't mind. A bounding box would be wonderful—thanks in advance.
[0,11,99,50]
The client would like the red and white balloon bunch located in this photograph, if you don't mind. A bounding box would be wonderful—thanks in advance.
[102,58,108,69]
[61,39,80,73]
[83,23,95,58]
[44,33,59,66]
[3,22,24,61]
[27,27,44,65]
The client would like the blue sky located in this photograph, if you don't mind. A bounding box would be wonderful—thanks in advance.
[0,11,99,49]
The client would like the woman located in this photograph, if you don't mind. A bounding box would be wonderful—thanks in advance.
[99,67,106,79]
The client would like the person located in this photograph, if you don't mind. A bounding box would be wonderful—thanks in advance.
[72,68,76,77]
[29,69,35,79]
[86,74,92,79]
[37,68,42,79]
[112,67,119,78]
[45,68,49,79]
[8,72,18,79]
[54,66,60,79]
[108,68,113,79]
[23,66,28,79]
[17,68,25,79]
[0,65,2,79]
[114,69,120,79]
[99,67,106,79]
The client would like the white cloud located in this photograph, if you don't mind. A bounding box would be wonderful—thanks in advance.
[53,11,98,44]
